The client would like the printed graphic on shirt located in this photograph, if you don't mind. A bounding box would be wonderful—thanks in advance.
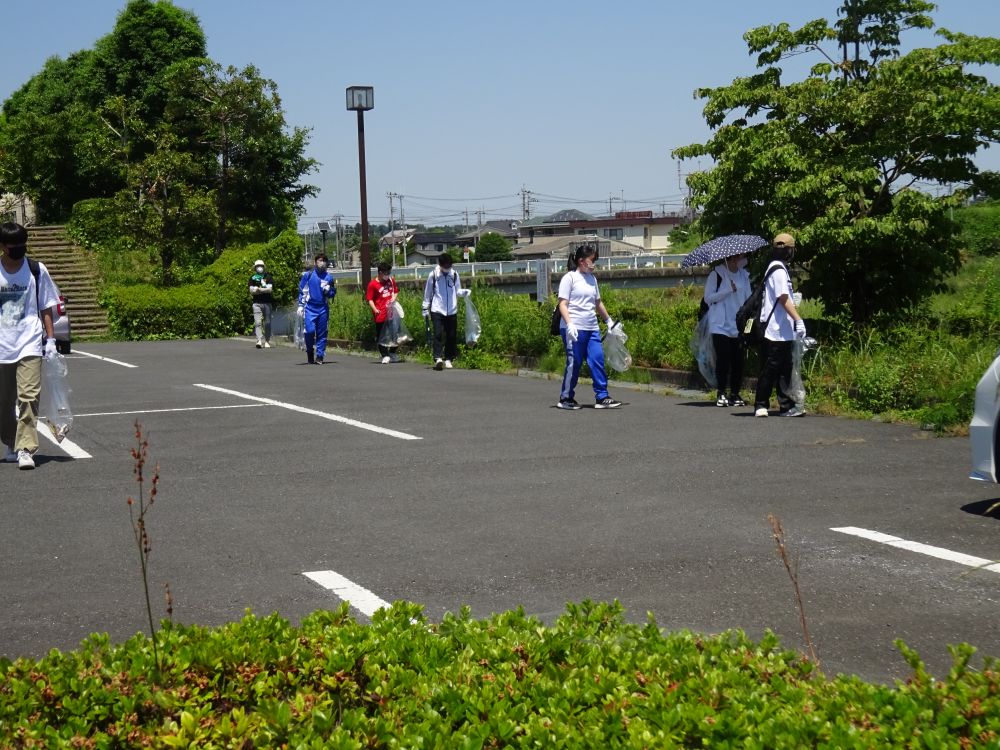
[0,283,29,328]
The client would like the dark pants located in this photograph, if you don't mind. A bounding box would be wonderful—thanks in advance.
[755,339,795,413]
[712,334,743,397]
[374,320,390,358]
[431,312,458,361]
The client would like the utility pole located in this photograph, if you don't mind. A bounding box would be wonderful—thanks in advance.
[332,214,343,265]
[520,185,537,220]
[475,207,484,247]
[387,191,397,266]
[463,208,469,232]
[398,194,406,267]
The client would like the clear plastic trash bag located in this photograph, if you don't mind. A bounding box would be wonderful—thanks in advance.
[294,307,305,349]
[603,323,633,372]
[783,337,819,407]
[690,316,716,389]
[378,302,412,347]
[464,297,482,347]
[39,353,73,442]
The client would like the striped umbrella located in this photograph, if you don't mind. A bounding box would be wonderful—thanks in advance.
[680,234,769,268]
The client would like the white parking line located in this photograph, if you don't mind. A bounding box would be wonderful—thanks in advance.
[74,350,138,368]
[76,404,266,418]
[832,526,1000,574]
[193,383,422,440]
[38,427,92,458]
[303,570,391,617]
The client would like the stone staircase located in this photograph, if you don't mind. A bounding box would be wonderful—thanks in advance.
[26,225,109,338]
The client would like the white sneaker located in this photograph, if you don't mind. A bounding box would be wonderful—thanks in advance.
[444,360,453,369]
[3,445,16,463]
[754,408,769,418]
[17,449,34,470]
[255,340,262,349]
[381,356,391,364]
[263,341,271,349]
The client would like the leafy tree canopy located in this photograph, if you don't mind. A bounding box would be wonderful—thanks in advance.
[674,0,1000,322]
[474,231,514,261]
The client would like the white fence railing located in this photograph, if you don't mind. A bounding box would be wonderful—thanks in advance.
[327,254,687,284]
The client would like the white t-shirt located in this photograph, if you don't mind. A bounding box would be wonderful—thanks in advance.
[761,261,795,342]
[422,267,463,316]
[0,260,60,363]
[558,270,600,331]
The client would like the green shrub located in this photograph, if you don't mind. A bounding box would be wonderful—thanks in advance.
[1,601,996,747]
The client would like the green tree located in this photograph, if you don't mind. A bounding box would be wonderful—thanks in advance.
[0,0,206,221]
[474,231,513,261]
[674,0,1000,323]
[163,60,317,254]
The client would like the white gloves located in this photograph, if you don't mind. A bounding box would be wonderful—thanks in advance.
[421,306,430,319]
[297,305,304,316]
[794,320,807,340]
[320,281,330,294]
[565,324,579,343]
[43,339,57,359]
[458,288,471,298]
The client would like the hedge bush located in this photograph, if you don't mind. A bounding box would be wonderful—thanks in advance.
[2,601,996,747]
[100,229,304,340]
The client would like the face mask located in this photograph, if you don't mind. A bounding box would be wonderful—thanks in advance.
[255,266,264,274]
[316,262,327,272]
[5,245,26,260]
[737,258,748,269]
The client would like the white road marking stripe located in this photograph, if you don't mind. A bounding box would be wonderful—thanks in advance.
[303,570,391,617]
[38,427,92,458]
[193,383,422,440]
[75,404,265,418]
[74,350,138,368]
[832,526,1000,574]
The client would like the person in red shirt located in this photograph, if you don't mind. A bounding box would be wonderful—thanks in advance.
[366,262,399,363]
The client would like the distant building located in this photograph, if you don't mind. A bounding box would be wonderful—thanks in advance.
[517,209,682,253]
[408,232,460,264]
[455,220,519,247]
[0,194,36,225]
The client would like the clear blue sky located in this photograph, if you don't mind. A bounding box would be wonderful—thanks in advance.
[4,0,997,230]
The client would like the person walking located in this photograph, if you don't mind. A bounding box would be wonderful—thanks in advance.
[556,244,622,410]
[249,259,274,349]
[298,253,336,364]
[421,253,470,370]
[0,222,60,470]
[703,253,751,406]
[754,233,807,417]
[367,261,399,364]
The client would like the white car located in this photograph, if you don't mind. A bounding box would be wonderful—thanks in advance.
[969,351,1000,482]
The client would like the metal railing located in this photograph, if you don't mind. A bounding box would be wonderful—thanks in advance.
[326,254,687,284]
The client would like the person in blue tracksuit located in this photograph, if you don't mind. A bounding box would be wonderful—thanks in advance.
[297,254,336,364]
[555,243,622,410]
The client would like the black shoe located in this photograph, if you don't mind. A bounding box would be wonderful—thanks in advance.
[433,359,444,371]
[729,395,747,407]
[595,397,622,409]
[306,349,314,364]
[315,357,324,365]
[557,398,581,410]
[715,394,729,407]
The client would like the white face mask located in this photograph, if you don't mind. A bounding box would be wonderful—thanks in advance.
[316,262,327,272]
[255,266,264,274]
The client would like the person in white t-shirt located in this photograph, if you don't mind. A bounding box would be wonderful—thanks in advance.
[0,222,60,469]
[703,253,751,407]
[555,244,622,410]
[753,233,807,418]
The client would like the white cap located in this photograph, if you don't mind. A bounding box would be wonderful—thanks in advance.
[253,259,265,267]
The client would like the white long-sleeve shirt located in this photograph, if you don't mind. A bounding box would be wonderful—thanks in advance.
[422,267,464,316]
[702,263,751,338]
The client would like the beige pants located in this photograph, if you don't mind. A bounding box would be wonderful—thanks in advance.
[0,355,42,453]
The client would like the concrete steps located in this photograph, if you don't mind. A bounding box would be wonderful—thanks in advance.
[26,225,109,338]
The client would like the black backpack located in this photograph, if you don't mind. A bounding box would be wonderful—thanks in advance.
[697,270,723,321]
[735,263,783,347]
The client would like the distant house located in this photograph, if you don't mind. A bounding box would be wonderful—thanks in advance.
[408,232,459,265]
[455,220,520,248]
[511,235,647,261]
[377,228,416,249]
[517,210,682,253]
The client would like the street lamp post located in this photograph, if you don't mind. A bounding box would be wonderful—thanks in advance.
[346,85,374,288]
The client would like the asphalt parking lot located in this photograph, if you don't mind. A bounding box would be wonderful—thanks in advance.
[2,337,998,683]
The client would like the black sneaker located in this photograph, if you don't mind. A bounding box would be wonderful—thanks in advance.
[715,394,729,407]
[315,357,324,365]
[557,398,581,410]
[595,397,622,409]
[433,359,444,371]
[729,394,747,407]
